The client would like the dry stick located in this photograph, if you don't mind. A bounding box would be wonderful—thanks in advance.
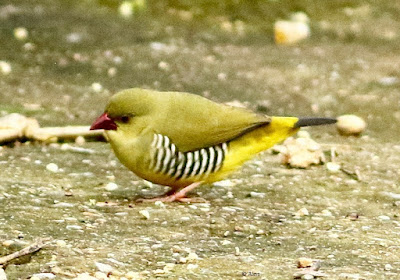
[0,238,51,266]
[29,126,104,141]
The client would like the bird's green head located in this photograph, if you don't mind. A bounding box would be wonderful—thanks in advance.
[90,88,156,131]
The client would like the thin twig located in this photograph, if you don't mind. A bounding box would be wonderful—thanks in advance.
[0,238,51,266]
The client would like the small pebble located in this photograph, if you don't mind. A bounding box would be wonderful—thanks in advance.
[378,215,390,221]
[105,182,119,191]
[0,61,12,75]
[95,262,113,273]
[56,240,67,247]
[249,191,266,198]
[158,61,170,71]
[186,264,198,270]
[94,272,108,279]
[91,83,103,92]
[187,252,199,262]
[75,136,86,145]
[321,209,333,217]
[214,179,236,187]
[66,225,82,230]
[119,1,133,18]
[326,162,341,172]
[296,207,309,217]
[336,115,366,136]
[297,257,313,268]
[221,240,232,245]
[46,163,59,172]
[154,201,166,208]
[177,257,187,264]
[2,240,14,247]
[115,212,128,216]
[302,274,314,280]
[125,271,141,279]
[385,263,393,271]
[108,67,117,77]
[139,209,150,219]
[14,27,28,40]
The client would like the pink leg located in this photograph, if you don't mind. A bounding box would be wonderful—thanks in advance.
[137,182,205,203]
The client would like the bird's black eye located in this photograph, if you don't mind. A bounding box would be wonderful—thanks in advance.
[121,116,130,123]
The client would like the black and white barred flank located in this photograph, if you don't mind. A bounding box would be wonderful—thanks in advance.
[149,134,228,180]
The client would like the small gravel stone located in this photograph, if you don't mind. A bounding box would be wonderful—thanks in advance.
[158,61,170,71]
[154,201,166,208]
[186,264,198,270]
[321,209,333,217]
[125,271,141,279]
[221,240,232,245]
[75,136,86,145]
[139,209,150,219]
[337,114,366,136]
[94,272,108,280]
[297,257,313,268]
[95,262,113,273]
[56,240,67,247]
[46,163,59,172]
[0,268,6,280]
[53,202,74,208]
[214,179,236,187]
[119,1,133,18]
[91,82,103,92]
[14,27,28,40]
[296,207,309,217]
[66,225,82,230]
[302,274,314,280]
[378,215,390,221]
[326,162,341,172]
[105,182,119,191]
[249,191,266,198]
[2,240,14,247]
[0,61,12,75]
[384,264,393,271]
[187,252,199,262]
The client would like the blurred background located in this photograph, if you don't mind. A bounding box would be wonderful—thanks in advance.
[1,0,399,140]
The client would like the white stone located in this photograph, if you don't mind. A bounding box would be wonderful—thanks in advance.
[139,209,150,219]
[337,115,366,135]
[91,82,103,92]
[95,262,113,273]
[105,182,119,191]
[14,27,28,40]
[46,163,59,172]
[0,61,12,75]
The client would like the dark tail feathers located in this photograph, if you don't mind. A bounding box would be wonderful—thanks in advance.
[294,117,337,128]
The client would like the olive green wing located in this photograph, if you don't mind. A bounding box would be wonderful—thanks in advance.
[149,91,271,152]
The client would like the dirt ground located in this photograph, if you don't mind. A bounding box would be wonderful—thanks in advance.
[1,1,400,279]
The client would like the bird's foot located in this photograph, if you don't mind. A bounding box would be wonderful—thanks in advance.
[137,182,205,203]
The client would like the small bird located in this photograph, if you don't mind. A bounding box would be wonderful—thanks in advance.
[90,88,336,202]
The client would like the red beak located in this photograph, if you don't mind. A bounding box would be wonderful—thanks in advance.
[90,113,117,131]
